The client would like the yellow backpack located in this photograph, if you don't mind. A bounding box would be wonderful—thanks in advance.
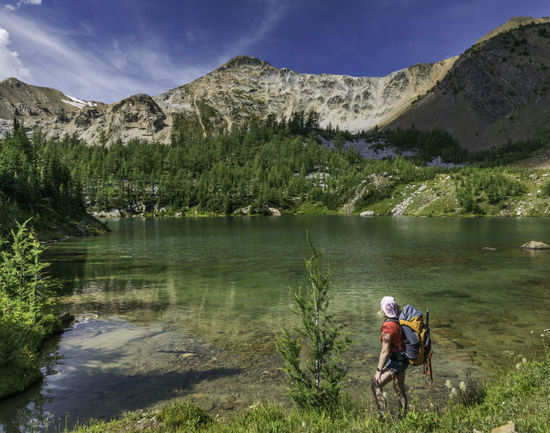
[399,305,431,366]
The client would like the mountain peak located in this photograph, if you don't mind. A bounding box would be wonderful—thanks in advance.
[476,16,550,45]
[218,55,273,71]
[0,77,27,88]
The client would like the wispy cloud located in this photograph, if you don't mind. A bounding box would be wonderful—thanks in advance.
[0,9,206,102]
[216,0,289,64]
[0,0,288,102]
[4,0,42,11]
[0,27,31,79]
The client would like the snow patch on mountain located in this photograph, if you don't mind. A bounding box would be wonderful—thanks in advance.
[62,95,97,109]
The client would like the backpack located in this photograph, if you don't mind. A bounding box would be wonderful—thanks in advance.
[399,304,431,366]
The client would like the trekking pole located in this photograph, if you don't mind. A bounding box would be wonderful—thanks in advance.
[425,308,433,386]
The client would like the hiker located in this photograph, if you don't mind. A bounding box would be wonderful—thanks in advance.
[371,296,408,417]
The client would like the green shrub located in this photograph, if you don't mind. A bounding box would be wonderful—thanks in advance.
[276,237,349,412]
[0,220,60,398]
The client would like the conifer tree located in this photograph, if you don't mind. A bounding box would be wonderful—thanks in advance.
[276,235,349,411]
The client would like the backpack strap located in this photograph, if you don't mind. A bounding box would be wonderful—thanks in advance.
[399,317,423,333]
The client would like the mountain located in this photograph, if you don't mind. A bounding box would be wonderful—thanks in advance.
[0,56,456,144]
[1,17,550,150]
[154,55,456,134]
[389,17,550,150]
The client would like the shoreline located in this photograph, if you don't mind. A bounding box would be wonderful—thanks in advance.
[67,353,550,433]
[92,212,550,220]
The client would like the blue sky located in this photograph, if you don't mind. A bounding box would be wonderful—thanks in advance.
[0,0,549,102]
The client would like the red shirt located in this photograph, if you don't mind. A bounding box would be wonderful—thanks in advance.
[380,320,404,353]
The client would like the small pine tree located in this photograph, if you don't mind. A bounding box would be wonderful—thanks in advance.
[0,220,58,321]
[276,235,349,411]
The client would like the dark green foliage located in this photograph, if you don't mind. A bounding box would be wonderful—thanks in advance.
[0,220,60,397]
[467,139,549,166]
[366,128,550,167]
[276,237,349,411]
[51,114,343,214]
[0,129,85,235]
[541,179,550,197]
[455,168,525,212]
[383,128,468,163]
[48,116,448,217]
[45,114,432,216]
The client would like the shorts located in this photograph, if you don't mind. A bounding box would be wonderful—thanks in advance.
[384,353,408,374]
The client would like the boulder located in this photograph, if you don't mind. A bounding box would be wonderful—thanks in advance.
[268,207,282,216]
[237,205,252,215]
[94,209,122,219]
[521,241,550,250]
[360,210,375,217]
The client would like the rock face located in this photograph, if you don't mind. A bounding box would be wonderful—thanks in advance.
[82,94,168,144]
[1,17,550,149]
[521,240,550,249]
[389,17,550,150]
[155,55,456,135]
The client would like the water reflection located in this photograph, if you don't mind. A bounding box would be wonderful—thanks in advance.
[0,318,242,432]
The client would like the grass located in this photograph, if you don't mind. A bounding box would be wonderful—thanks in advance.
[356,169,550,217]
[69,354,550,433]
[294,201,338,215]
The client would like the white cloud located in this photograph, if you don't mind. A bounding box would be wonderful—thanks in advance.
[0,12,163,101]
[0,27,31,79]
[0,0,288,102]
[4,0,42,11]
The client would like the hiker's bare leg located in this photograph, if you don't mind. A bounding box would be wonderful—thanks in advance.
[392,371,408,416]
[371,370,394,415]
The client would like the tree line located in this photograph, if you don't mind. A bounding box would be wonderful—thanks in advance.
[47,114,444,216]
[0,120,84,236]
[2,112,544,224]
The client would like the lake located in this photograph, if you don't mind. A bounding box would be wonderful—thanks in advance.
[1,216,549,432]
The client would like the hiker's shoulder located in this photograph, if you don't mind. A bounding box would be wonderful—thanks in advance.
[381,320,400,333]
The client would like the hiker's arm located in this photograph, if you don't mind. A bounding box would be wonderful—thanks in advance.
[375,333,391,381]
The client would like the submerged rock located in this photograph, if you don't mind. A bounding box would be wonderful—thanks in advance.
[521,241,550,250]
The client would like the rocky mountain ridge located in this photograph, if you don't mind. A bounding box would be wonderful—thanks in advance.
[1,16,550,150]
[389,17,550,150]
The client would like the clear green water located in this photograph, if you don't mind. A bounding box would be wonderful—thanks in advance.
[1,216,550,432]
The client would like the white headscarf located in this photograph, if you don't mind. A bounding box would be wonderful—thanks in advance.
[380,296,399,319]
